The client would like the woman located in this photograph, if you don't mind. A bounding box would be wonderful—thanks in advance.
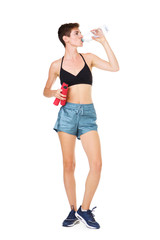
[43,23,119,229]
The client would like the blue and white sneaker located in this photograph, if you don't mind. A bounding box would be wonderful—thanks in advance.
[62,209,80,227]
[75,206,100,229]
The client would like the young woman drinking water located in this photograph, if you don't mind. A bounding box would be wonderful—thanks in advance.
[43,23,119,229]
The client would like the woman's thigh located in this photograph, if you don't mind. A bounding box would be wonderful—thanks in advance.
[80,130,102,167]
[58,131,77,162]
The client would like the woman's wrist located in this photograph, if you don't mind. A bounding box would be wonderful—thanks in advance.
[43,89,56,98]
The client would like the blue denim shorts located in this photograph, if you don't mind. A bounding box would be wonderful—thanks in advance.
[53,102,98,140]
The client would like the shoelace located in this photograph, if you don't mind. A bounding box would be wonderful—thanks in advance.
[87,206,97,222]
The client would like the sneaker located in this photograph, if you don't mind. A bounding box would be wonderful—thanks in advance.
[62,209,80,227]
[75,206,100,229]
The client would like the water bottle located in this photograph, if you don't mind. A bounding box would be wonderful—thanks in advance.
[81,24,109,42]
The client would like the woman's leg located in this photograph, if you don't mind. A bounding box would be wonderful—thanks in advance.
[80,130,102,210]
[58,131,77,211]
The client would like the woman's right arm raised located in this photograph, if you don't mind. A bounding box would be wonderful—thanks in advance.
[43,61,66,100]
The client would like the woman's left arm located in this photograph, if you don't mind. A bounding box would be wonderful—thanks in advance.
[90,28,119,72]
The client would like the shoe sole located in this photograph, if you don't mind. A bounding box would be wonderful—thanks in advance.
[75,212,99,229]
[63,219,80,227]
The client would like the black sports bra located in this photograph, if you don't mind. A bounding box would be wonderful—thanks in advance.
[60,53,93,87]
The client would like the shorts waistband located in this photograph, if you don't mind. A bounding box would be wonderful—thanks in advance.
[61,102,94,109]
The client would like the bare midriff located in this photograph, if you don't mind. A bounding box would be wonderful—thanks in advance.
[66,84,93,104]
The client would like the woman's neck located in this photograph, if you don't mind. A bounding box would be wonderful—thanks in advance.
[64,47,79,60]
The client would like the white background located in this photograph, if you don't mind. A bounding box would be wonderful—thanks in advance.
[0,0,160,239]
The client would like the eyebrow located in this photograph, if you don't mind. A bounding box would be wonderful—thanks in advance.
[74,30,81,33]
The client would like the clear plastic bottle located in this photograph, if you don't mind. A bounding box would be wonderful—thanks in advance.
[81,24,109,42]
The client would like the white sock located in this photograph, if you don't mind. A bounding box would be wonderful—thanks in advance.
[81,207,87,212]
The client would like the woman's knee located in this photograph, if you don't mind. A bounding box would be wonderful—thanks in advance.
[90,159,102,173]
[63,158,76,173]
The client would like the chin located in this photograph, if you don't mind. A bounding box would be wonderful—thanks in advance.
[78,42,83,47]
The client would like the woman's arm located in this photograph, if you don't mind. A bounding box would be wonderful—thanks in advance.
[43,61,61,97]
[43,61,58,98]
[90,28,119,72]
[43,60,67,101]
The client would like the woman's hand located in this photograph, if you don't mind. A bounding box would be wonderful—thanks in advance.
[54,88,66,100]
[90,28,106,44]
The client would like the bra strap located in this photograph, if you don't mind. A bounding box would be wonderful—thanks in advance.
[79,53,86,64]
[60,56,64,69]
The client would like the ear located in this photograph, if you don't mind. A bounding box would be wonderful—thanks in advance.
[63,35,69,44]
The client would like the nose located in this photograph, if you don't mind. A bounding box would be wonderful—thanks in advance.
[80,33,83,38]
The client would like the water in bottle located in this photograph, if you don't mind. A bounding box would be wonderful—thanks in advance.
[81,24,109,42]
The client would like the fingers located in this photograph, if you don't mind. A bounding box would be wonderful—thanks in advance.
[55,88,67,100]
[91,28,101,33]
[90,30,102,39]
[56,95,66,100]
[60,94,67,100]
[60,90,67,98]
[59,92,66,100]
[91,28,99,31]
[90,30,98,35]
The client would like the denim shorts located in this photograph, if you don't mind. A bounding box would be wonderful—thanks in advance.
[53,102,98,140]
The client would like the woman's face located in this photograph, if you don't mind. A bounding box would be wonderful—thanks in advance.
[66,28,83,47]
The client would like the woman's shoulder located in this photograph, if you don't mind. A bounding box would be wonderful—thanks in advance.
[49,57,62,76]
[80,52,93,58]
[80,53,94,65]
[80,52,96,61]
[50,57,62,67]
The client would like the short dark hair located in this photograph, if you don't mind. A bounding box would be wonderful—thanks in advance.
[58,23,80,47]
